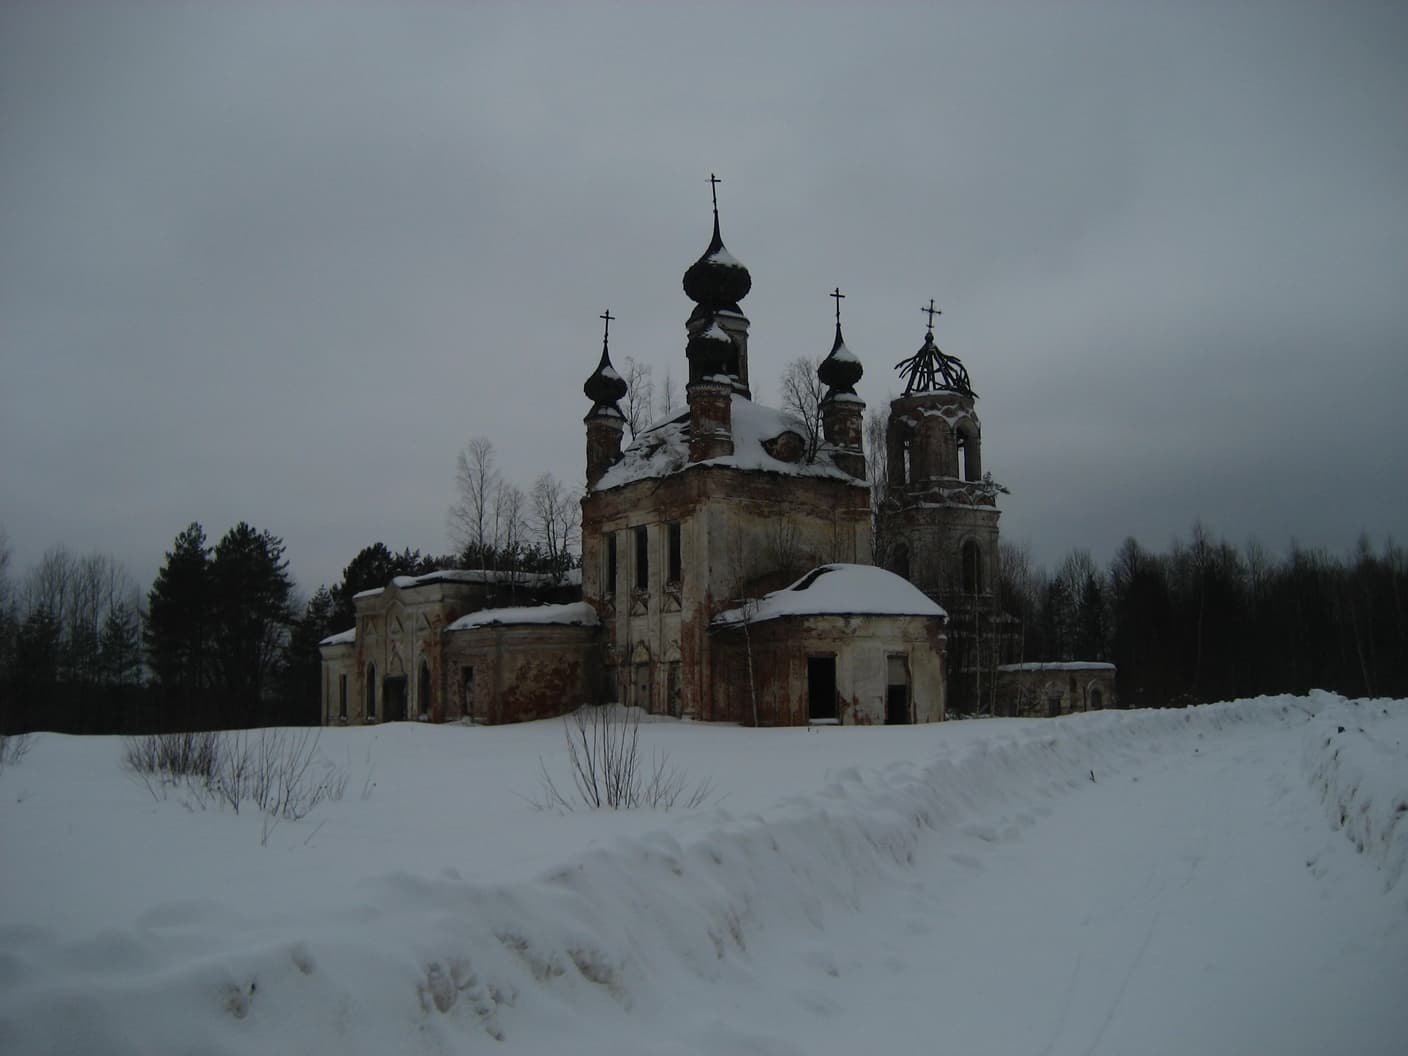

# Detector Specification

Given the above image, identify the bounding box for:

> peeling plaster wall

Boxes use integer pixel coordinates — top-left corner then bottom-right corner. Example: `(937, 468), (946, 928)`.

(443, 624), (598, 725)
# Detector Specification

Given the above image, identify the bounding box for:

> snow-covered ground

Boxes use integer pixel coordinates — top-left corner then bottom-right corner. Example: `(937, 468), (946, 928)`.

(1, 692), (1404, 1055)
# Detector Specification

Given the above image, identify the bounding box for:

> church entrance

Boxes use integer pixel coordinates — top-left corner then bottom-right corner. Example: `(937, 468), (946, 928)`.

(807, 656), (837, 723)
(885, 655), (911, 724)
(383, 676), (408, 722)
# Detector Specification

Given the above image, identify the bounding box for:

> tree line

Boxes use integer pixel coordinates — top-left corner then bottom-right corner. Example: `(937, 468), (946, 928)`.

(998, 525), (1408, 708)
(0, 441), (580, 735)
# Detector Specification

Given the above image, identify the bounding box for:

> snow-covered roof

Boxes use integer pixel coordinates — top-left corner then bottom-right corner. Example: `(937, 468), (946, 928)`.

(319, 627), (355, 647)
(594, 395), (858, 491)
(997, 662), (1116, 673)
(713, 564), (946, 627)
(447, 601), (599, 632)
(352, 568), (565, 600)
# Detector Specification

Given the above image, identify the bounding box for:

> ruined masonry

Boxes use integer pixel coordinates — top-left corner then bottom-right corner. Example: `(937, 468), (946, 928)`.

(319, 192), (1113, 725)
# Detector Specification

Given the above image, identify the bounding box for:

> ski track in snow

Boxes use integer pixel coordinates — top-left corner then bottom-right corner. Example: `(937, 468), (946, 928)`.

(0, 692), (1404, 1055)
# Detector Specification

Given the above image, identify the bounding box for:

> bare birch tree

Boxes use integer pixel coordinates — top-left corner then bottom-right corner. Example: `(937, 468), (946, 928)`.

(622, 358), (655, 439)
(531, 472), (579, 578)
(780, 355), (825, 462)
(450, 436), (499, 556)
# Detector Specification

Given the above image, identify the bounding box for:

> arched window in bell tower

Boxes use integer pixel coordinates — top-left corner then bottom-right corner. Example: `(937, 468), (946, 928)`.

(961, 539), (983, 595)
(956, 421), (982, 482)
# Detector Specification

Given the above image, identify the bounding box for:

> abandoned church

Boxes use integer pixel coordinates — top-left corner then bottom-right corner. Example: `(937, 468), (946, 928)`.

(319, 190), (1115, 727)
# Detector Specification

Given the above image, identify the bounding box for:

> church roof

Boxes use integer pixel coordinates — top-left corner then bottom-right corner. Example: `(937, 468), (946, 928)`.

(447, 601), (599, 632)
(713, 563), (947, 627)
(351, 568), (565, 600)
(592, 394), (858, 492)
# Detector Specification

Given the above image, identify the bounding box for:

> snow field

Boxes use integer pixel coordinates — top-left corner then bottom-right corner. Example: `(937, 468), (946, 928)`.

(0, 691), (1403, 1054)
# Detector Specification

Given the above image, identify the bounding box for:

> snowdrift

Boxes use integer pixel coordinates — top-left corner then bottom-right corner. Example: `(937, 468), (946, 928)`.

(0, 692), (1402, 1054)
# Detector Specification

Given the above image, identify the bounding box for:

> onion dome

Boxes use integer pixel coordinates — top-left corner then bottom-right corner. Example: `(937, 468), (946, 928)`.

(818, 322), (863, 396)
(682, 213), (752, 307)
(584, 310), (628, 414)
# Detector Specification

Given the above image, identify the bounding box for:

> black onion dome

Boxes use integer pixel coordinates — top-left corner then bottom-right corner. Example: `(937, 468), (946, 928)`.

(584, 341), (628, 406)
(818, 324), (864, 394)
(682, 215), (751, 306)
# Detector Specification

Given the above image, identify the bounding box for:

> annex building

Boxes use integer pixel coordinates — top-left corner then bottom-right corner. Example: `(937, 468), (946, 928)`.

(320, 190), (1113, 726)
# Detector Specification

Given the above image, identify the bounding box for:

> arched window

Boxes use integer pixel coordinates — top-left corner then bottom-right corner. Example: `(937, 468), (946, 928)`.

(961, 539), (983, 594)
(1089, 685), (1104, 711)
(956, 422), (982, 482)
(365, 663), (377, 720)
(893, 543), (910, 581)
(418, 658), (432, 720)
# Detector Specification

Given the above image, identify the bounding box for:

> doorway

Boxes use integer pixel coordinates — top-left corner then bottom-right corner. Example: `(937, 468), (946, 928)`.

(383, 676), (408, 722)
(885, 655), (911, 724)
(807, 656), (837, 722)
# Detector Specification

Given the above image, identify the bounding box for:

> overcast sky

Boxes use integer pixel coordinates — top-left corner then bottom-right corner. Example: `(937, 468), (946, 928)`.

(3, 1), (1405, 599)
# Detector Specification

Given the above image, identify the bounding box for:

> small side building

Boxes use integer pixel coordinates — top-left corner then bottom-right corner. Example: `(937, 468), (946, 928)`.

(711, 564), (947, 725)
(318, 569), (583, 725)
(443, 602), (599, 725)
(995, 662), (1117, 718)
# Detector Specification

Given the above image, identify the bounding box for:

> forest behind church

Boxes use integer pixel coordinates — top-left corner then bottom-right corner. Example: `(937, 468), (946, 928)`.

(1, 412), (1405, 733)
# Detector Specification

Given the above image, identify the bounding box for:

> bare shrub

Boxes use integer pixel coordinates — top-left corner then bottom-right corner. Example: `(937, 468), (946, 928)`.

(123, 731), (222, 780)
(123, 729), (347, 825)
(537, 706), (712, 811)
(0, 732), (32, 772)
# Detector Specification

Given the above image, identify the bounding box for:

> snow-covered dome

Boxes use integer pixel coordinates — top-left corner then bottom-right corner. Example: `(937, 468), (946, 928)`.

(713, 564), (947, 626)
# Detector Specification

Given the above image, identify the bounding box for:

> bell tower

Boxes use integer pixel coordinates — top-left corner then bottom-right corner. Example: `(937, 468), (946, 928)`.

(881, 301), (1006, 712)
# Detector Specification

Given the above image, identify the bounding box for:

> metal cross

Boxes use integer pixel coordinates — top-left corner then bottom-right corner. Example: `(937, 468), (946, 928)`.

(831, 287), (846, 325)
(923, 298), (942, 331)
(708, 173), (721, 211)
(599, 309), (615, 342)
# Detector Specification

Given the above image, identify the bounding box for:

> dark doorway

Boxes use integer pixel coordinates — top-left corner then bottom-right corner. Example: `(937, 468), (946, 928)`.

(383, 676), (408, 722)
(417, 660), (432, 720)
(886, 655), (911, 724)
(807, 656), (838, 722)
(461, 666), (476, 722)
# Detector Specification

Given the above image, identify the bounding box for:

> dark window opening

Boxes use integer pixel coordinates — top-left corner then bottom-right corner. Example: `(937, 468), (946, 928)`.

(605, 533), (617, 595)
(634, 662), (652, 712)
(418, 658), (432, 720)
(667, 522), (682, 583)
(1090, 686), (1104, 711)
(901, 438), (912, 486)
(962, 540), (983, 594)
(807, 656), (838, 722)
(792, 566), (837, 591)
(365, 663), (377, 719)
(666, 660), (682, 717)
(338, 673), (348, 720)
(634, 525), (649, 591)
(461, 666), (476, 721)
(893, 544), (910, 581)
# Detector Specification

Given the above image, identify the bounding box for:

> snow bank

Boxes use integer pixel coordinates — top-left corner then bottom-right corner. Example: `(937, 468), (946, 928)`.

(1, 692), (1400, 1054)
(1302, 696), (1408, 897)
